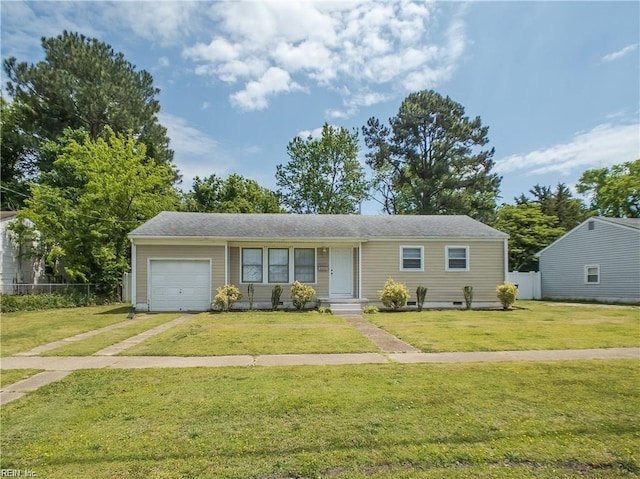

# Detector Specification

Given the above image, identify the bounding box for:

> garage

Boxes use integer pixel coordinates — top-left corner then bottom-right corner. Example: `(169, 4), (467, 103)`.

(149, 259), (211, 312)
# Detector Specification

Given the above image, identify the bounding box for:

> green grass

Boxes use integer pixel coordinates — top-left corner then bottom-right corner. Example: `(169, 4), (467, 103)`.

(1, 360), (638, 478)
(369, 301), (640, 352)
(0, 369), (43, 388)
(124, 311), (378, 356)
(44, 313), (182, 356)
(0, 305), (133, 356)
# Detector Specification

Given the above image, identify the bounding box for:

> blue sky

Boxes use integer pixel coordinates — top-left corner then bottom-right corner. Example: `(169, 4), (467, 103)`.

(2, 1), (638, 215)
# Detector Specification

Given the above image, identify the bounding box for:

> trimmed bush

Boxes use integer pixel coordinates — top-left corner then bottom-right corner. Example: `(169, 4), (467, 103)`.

(379, 279), (409, 310)
(291, 281), (316, 310)
(213, 284), (242, 312)
(271, 285), (283, 311)
(363, 305), (379, 314)
(0, 292), (98, 313)
(496, 282), (518, 310)
(318, 306), (332, 315)
(463, 286), (473, 310)
(416, 286), (428, 311)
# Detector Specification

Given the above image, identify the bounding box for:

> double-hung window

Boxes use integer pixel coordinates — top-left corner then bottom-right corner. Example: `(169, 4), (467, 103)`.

(294, 248), (315, 283)
(268, 248), (289, 283)
(446, 246), (469, 271)
(242, 248), (263, 283)
(400, 246), (423, 271)
(585, 264), (600, 284)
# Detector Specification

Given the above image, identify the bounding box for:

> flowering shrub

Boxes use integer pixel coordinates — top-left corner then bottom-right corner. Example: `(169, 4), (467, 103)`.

(379, 278), (409, 309)
(291, 281), (316, 310)
(496, 282), (517, 310)
(213, 284), (242, 312)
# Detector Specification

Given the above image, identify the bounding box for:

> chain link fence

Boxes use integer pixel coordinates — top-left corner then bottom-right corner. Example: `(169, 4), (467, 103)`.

(1, 283), (95, 297)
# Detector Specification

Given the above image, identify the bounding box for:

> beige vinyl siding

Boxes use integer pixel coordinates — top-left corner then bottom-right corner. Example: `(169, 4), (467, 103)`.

(136, 244), (225, 304)
(361, 240), (505, 303)
(229, 244), (330, 302)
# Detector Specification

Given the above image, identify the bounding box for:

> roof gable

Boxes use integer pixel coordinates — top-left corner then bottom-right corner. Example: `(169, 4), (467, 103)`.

(129, 212), (508, 240)
(536, 216), (640, 257)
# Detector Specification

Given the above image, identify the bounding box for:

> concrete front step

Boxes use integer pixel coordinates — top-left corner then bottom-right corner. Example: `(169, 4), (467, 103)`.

(330, 303), (363, 314)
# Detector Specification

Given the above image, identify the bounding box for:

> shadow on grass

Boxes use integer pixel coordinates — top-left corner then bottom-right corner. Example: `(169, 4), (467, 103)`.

(97, 306), (132, 315)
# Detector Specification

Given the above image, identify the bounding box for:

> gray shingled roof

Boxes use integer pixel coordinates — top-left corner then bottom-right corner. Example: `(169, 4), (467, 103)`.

(597, 217), (640, 230)
(129, 212), (508, 239)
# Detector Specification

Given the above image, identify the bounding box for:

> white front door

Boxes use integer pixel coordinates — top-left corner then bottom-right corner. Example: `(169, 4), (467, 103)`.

(330, 248), (353, 298)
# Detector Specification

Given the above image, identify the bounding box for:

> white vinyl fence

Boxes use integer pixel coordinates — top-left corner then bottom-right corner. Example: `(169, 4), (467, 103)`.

(507, 271), (541, 300)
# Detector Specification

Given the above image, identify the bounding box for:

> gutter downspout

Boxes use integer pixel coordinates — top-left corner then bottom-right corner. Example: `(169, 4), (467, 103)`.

(503, 238), (509, 281)
(131, 241), (137, 309)
(358, 242), (362, 299)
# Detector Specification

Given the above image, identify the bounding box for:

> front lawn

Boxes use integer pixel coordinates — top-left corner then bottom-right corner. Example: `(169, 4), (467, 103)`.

(369, 301), (640, 352)
(0, 305), (132, 356)
(123, 311), (378, 356)
(1, 360), (638, 478)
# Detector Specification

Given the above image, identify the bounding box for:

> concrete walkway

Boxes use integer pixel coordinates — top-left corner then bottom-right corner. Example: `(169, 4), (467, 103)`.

(340, 314), (420, 353)
(13, 314), (153, 356)
(93, 314), (195, 355)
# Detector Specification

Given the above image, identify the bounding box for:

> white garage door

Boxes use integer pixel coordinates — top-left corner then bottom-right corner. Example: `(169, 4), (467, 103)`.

(149, 260), (211, 312)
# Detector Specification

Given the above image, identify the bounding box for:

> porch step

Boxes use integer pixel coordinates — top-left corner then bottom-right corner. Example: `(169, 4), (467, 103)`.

(330, 303), (363, 315)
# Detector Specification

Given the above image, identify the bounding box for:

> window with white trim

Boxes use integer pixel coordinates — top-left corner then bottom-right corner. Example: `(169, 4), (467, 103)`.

(400, 246), (424, 271)
(242, 248), (263, 283)
(585, 264), (600, 284)
(268, 248), (289, 283)
(294, 248), (315, 283)
(446, 246), (469, 271)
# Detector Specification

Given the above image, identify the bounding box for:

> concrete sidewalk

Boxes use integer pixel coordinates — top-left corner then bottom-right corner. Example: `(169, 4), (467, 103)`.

(2, 348), (638, 405)
(2, 348), (637, 371)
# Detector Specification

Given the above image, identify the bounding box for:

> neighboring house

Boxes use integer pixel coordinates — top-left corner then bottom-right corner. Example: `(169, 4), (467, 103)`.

(128, 212), (509, 312)
(536, 217), (640, 304)
(0, 211), (45, 294)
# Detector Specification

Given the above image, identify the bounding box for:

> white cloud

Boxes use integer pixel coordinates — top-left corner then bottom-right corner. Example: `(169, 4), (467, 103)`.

(230, 67), (305, 111)
(184, 1), (466, 114)
(104, 1), (202, 45)
(495, 122), (640, 176)
(157, 112), (233, 189)
(601, 43), (638, 62)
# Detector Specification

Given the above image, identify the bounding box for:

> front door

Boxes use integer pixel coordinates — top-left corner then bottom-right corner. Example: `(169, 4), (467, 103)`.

(330, 248), (353, 298)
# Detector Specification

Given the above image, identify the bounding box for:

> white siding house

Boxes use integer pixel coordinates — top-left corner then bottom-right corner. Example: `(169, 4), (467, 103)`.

(536, 217), (640, 303)
(0, 211), (45, 294)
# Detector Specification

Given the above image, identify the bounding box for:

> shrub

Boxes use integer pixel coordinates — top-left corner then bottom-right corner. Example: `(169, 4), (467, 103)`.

(496, 282), (518, 310)
(213, 284), (242, 312)
(363, 305), (379, 314)
(318, 306), (332, 315)
(271, 284), (283, 311)
(416, 286), (428, 311)
(463, 286), (473, 310)
(379, 279), (409, 309)
(0, 292), (98, 313)
(291, 281), (316, 310)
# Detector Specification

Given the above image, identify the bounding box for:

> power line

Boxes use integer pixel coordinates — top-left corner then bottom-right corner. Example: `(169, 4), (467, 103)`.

(0, 184), (145, 224)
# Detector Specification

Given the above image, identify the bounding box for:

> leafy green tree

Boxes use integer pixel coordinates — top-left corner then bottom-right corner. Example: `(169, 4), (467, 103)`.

(15, 128), (178, 293)
(576, 159), (640, 217)
(495, 203), (565, 271)
(362, 90), (500, 223)
(0, 96), (35, 209)
(276, 123), (370, 214)
(183, 173), (282, 213)
(3, 31), (175, 178)
(516, 183), (589, 231)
